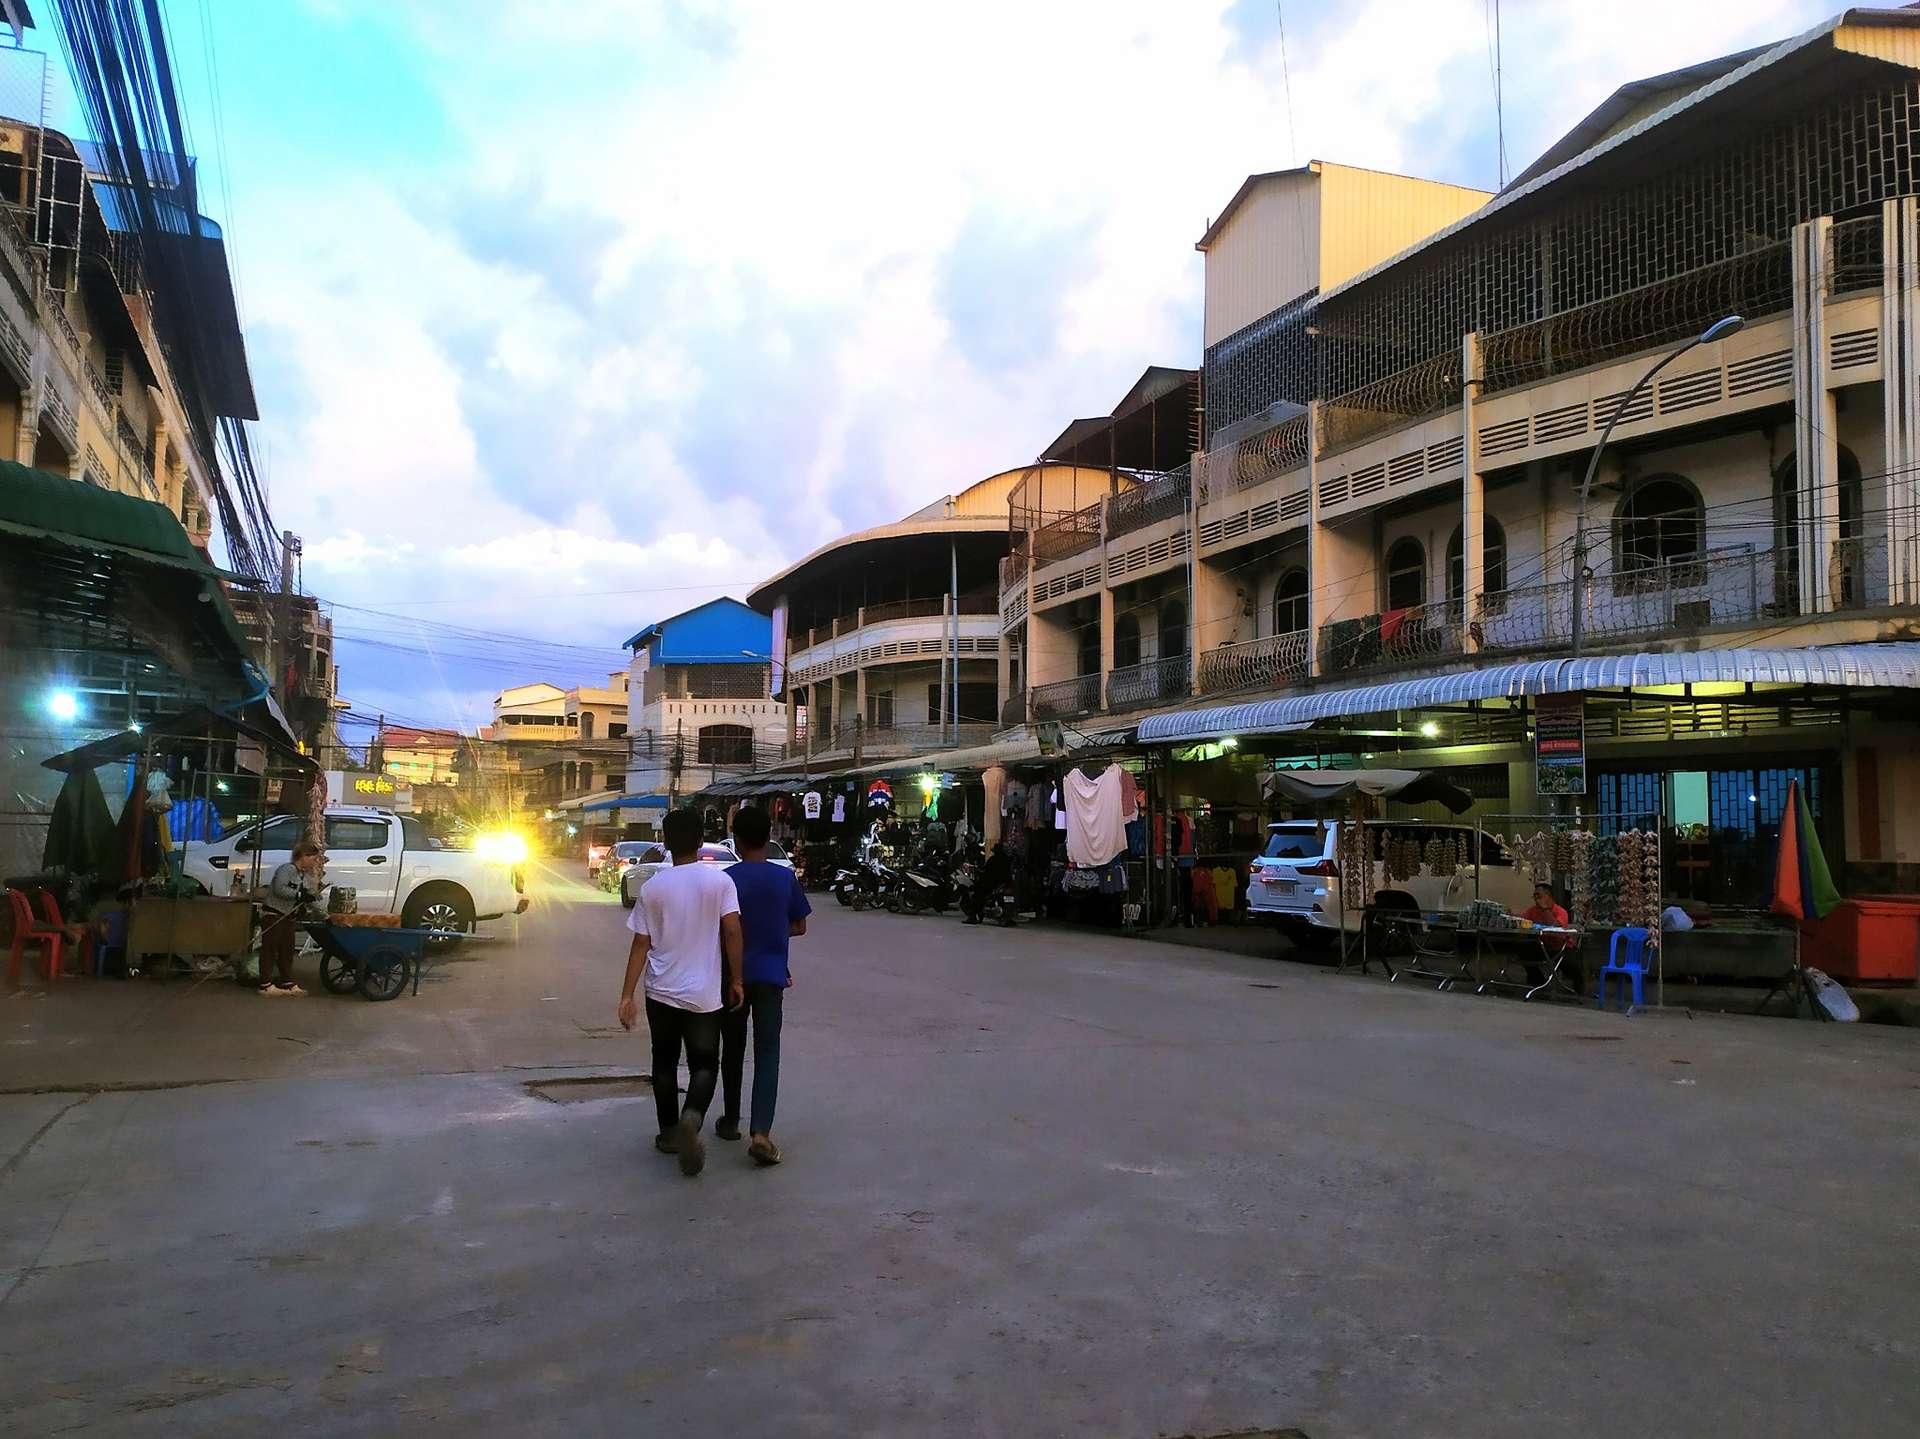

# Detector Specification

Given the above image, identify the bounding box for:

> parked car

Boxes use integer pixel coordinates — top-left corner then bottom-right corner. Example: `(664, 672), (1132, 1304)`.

(1247, 819), (1531, 946)
(618, 838), (793, 909)
(181, 807), (528, 942)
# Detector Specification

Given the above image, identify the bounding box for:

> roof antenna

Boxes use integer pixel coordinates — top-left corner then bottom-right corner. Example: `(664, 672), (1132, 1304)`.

(1488, 0), (1509, 186)
(1276, 2), (1298, 167)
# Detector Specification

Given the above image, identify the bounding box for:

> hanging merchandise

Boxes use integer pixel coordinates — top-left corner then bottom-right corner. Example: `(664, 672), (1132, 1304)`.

(1518, 831), (1551, 886)
(1063, 766), (1128, 868)
(867, 778), (893, 810)
(1587, 833), (1618, 927)
(982, 765), (1007, 849)
(1423, 833), (1459, 879)
(1337, 820), (1374, 911)
(831, 792), (847, 824)
(803, 790), (823, 820)
(1567, 829), (1594, 928)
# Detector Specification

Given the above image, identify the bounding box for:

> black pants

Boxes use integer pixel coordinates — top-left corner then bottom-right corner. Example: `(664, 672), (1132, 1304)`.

(646, 997), (721, 1136)
(720, 983), (786, 1133)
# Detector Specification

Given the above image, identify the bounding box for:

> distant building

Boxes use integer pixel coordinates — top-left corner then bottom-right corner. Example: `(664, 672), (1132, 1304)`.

(618, 598), (779, 818)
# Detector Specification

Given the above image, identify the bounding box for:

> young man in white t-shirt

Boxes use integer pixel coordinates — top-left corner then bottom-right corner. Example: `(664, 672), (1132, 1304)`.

(617, 808), (744, 1176)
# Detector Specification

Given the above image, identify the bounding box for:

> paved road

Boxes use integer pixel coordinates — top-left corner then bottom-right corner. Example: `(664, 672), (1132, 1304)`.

(3, 864), (1918, 1437)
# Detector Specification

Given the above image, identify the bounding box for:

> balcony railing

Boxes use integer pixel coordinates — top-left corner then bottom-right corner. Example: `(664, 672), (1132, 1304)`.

(1105, 653), (1190, 710)
(1827, 213), (1883, 296)
(1480, 240), (1794, 396)
(1322, 352), (1462, 455)
(1000, 690), (1027, 728)
(818, 718), (995, 753)
(1475, 545), (1778, 654)
(1321, 602), (1464, 677)
(1031, 673), (1101, 720)
(1032, 502), (1101, 565)
(1196, 414), (1309, 504)
(1198, 630), (1309, 695)
(999, 553), (1027, 596)
(1106, 465), (1190, 540)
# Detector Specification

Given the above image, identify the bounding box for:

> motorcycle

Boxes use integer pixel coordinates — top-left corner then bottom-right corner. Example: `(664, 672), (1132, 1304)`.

(955, 851), (1020, 927)
(888, 847), (953, 914)
(832, 856), (891, 911)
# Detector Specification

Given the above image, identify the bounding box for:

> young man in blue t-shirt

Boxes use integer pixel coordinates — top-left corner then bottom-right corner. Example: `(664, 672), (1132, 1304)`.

(716, 806), (810, 1165)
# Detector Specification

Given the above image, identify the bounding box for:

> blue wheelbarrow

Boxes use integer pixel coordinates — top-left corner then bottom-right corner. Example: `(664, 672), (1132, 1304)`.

(301, 921), (441, 1001)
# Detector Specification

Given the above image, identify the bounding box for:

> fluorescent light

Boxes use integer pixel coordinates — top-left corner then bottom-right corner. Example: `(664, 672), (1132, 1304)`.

(47, 689), (78, 721)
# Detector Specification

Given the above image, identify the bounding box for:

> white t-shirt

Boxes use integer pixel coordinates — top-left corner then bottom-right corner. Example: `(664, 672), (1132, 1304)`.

(626, 860), (739, 1012)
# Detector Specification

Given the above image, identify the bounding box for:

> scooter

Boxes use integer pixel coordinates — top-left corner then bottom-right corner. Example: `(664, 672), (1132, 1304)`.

(834, 856), (892, 911)
(888, 848), (953, 914)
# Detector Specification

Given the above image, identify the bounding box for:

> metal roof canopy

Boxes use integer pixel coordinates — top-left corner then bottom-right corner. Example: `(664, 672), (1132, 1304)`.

(1135, 645), (1920, 744)
(580, 793), (669, 813)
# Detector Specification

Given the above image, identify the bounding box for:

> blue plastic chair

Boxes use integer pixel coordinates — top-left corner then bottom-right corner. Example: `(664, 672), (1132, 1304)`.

(1596, 927), (1652, 1011)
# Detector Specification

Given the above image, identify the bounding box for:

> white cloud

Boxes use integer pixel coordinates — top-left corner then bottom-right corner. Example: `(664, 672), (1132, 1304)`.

(231, 0), (1834, 723)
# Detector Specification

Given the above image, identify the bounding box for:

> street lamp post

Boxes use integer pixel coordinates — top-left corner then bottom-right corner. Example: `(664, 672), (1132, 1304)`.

(1568, 314), (1744, 657)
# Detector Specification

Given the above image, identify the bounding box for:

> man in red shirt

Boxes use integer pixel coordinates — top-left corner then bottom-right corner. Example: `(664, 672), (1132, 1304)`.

(1523, 883), (1570, 930)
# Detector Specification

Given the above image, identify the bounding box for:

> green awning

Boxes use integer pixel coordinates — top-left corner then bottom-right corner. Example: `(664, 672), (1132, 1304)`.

(0, 461), (261, 689)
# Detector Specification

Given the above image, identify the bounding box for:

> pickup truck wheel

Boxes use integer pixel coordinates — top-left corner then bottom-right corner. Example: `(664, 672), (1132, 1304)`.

(404, 888), (473, 951)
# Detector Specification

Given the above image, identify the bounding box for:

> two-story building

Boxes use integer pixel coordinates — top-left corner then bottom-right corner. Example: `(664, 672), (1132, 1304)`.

(615, 598), (780, 821)
(996, 9), (1920, 895)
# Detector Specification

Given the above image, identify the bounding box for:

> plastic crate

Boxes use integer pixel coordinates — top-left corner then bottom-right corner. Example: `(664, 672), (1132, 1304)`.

(1803, 897), (1920, 983)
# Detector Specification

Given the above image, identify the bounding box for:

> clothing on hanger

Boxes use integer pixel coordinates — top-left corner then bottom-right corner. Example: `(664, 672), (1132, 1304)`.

(1063, 765), (1127, 867)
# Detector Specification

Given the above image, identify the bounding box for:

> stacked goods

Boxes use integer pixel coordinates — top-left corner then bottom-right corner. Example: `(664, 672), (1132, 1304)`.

(327, 885), (359, 915)
(1463, 897), (1516, 930)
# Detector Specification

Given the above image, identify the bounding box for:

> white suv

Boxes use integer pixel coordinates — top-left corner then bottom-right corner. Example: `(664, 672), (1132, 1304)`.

(1247, 819), (1533, 946)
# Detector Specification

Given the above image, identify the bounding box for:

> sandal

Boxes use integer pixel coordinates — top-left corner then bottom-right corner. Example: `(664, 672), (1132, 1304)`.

(747, 1135), (782, 1166)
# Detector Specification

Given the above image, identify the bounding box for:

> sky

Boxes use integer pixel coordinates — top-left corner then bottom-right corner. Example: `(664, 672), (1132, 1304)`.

(47, 0), (1838, 736)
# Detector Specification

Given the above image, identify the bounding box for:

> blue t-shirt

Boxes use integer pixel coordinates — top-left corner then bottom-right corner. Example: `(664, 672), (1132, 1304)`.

(728, 859), (811, 987)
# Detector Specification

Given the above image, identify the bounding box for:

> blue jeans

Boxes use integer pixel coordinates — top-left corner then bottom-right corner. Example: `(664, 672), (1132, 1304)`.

(719, 983), (785, 1134)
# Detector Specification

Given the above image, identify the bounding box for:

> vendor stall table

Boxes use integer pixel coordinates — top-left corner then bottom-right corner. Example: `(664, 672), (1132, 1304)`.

(127, 895), (252, 967)
(1468, 924), (1584, 1002)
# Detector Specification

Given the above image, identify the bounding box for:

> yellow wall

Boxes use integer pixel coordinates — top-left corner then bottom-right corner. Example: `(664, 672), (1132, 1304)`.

(1202, 164), (1490, 349)
(1314, 163), (1490, 295)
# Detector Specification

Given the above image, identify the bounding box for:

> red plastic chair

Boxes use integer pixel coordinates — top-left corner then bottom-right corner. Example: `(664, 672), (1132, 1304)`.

(31, 890), (92, 975)
(5, 887), (64, 983)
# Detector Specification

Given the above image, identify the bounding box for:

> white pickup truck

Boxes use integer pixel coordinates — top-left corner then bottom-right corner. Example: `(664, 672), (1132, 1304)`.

(181, 806), (527, 939)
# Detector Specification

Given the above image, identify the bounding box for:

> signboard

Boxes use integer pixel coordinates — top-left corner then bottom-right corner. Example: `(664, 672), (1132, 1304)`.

(1036, 720), (1064, 758)
(326, 770), (405, 810)
(1533, 693), (1587, 795)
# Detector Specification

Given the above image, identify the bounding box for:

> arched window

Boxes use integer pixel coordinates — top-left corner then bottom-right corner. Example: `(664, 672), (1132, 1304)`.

(1384, 538), (1426, 611)
(1114, 611), (1142, 668)
(1447, 519), (1508, 615)
(1773, 447), (1864, 611)
(564, 760), (577, 791)
(1272, 568), (1308, 634)
(697, 723), (754, 765)
(579, 761), (593, 792)
(1157, 597), (1188, 657)
(579, 711), (595, 739)
(1614, 475), (1703, 573)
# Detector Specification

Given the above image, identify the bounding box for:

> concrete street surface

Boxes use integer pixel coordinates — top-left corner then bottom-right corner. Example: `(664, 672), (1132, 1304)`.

(3, 859), (1918, 1437)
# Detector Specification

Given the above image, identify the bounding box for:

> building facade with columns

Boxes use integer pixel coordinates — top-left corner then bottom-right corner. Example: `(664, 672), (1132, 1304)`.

(995, 9), (1920, 891)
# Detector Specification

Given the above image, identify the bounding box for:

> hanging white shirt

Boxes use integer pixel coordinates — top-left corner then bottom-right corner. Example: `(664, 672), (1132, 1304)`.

(1064, 766), (1126, 866)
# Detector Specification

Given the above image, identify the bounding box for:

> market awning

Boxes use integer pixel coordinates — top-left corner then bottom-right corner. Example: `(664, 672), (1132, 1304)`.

(1262, 767), (1473, 814)
(580, 793), (668, 813)
(1135, 644), (1920, 743)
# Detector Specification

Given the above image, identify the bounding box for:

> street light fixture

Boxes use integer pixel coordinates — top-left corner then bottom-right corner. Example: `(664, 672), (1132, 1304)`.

(1569, 314), (1744, 657)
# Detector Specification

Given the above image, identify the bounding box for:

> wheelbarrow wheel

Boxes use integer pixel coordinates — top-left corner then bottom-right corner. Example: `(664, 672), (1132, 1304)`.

(318, 950), (359, 994)
(359, 944), (413, 1002)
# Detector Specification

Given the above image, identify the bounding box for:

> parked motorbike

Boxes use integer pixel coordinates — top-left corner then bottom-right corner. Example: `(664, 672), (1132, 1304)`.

(888, 847), (953, 914)
(832, 856), (891, 911)
(955, 856), (1020, 926)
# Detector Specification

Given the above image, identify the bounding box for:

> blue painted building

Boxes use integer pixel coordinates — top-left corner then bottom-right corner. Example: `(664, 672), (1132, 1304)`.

(615, 598), (780, 819)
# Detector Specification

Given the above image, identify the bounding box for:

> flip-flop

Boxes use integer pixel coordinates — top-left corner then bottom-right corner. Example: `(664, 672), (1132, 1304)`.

(748, 1136), (782, 1166)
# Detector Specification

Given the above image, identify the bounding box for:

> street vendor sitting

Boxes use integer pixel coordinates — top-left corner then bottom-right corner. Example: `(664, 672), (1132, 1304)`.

(1523, 882), (1570, 931)
(258, 840), (324, 996)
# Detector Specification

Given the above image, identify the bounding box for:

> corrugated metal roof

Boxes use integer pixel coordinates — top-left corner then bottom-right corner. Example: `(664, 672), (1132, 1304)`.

(1136, 645), (1920, 743)
(623, 596), (770, 660)
(1315, 9), (1914, 310)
